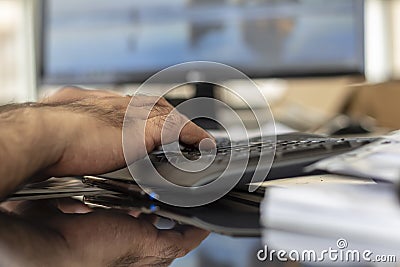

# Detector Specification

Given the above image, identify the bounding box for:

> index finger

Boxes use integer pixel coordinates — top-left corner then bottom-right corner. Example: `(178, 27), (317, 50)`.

(179, 120), (216, 148)
(155, 225), (210, 258)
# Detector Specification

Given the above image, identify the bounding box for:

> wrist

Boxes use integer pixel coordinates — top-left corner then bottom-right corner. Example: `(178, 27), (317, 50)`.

(0, 106), (71, 196)
(31, 106), (74, 167)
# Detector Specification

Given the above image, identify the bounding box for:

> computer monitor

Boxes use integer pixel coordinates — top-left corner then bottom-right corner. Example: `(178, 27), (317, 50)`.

(38, 0), (364, 85)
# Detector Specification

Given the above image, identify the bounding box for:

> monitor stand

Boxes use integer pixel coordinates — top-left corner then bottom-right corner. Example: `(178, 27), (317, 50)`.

(167, 83), (220, 130)
(191, 83), (220, 130)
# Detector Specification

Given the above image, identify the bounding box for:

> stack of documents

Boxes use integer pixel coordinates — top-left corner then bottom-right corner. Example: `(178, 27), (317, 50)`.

(261, 183), (400, 259)
(307, 130), (400, 183)
(260, 131), (400, 263)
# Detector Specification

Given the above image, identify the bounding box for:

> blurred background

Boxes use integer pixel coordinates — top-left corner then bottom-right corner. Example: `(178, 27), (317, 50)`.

(1, 0), (400, 266)
(1, 0), (400, 133)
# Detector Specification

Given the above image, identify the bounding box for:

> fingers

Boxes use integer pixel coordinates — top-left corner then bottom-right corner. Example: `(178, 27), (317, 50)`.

(45, 88), (212, 148)
(128, 95), (214, 149)
(0, 201), (22, 212)
(147, 116), (214, 149)
(12, 198), (91, 222)
(137, 213), (159, 225)
(180, 120), (215, 147)
(40, 87), (214, 164)
(145, 109), (215, 152)
(127, 209), (159, 225)
(156, 225), (210, 258)
(11, 201), (209, 265)
(12, 200), (65, 222)
(57, 208), (207, 260)
(54, 198), (92, 214)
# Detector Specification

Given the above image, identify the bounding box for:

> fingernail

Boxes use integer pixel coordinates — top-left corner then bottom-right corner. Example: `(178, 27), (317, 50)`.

(199, 138), (216, 151)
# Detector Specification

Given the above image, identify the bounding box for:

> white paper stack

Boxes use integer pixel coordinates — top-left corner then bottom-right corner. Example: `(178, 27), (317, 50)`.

(307, 130), (400, 183)
(261, 183), (400, 265)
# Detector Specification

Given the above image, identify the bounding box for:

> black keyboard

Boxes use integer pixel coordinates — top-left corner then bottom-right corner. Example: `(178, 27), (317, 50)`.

(146, 133), (377, 189)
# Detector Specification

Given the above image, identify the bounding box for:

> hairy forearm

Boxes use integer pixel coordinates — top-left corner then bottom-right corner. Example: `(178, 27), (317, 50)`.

(0, 105), (67, 199)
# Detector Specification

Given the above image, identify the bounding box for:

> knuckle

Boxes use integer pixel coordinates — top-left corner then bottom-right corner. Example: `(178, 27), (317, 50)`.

(162, 113), (183, 130)
(158, 244), (187, 259)
(157, 97), (170, 106)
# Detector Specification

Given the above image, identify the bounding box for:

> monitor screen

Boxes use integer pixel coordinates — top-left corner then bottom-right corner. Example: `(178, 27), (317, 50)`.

(40, 0), (364, 84)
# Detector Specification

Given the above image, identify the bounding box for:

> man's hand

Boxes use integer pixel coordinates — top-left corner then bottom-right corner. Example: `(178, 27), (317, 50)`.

(0, 199), (209, 267)
(0, 87), (214, 198)
(42, 87), (214, 175)
(0, 87), (212, 267)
